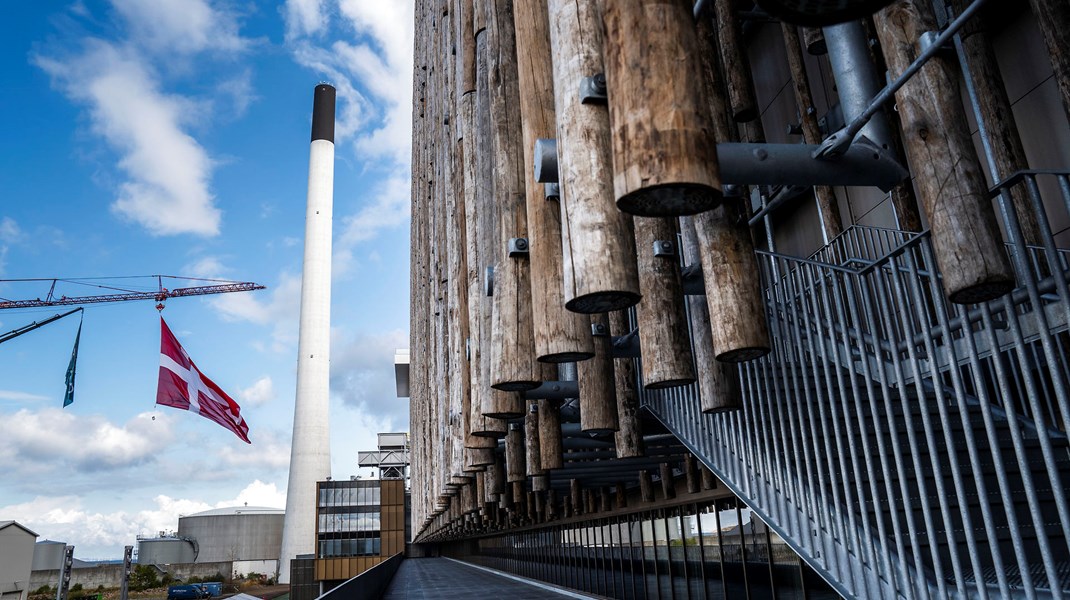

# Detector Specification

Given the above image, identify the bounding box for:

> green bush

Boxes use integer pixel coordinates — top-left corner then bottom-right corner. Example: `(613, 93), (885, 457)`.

(128, 565), (160, 591)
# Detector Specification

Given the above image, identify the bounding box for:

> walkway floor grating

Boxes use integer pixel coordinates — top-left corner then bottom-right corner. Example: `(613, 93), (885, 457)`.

(380, 557), (603, 599)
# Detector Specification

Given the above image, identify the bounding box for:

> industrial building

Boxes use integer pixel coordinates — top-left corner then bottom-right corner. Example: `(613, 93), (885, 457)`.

(289, 434), (411, 600)
(404, 0), (1070, 598)
(0, 521), (37, 600)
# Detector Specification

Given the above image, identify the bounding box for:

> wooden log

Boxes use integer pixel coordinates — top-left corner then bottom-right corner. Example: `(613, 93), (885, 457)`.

(633, 217), (696, 385)
(532, 474), (550, 492)
(711, 0), (758, 122)
(464, 35), (509, 437)
(579, 314), (620, 433)
(608, 311), (645, 457)
(873, 1), (1014, 304)
(615, 482), (627, 509)
(547, 489), (558, 520)
(684, 454), (700, 494)
(571, 479), (582, 515)
(475, 470), (486, 510)
(547, 0), (642, 313)
(949, 0), (1043, 246)
(660, 463), (676, 500)
(782, 23), (844, 243)
(803, 26), (827, 55)
(601, 0), (722, 216)
(505, 422), (526, 482)
(513, 481), (527, 513)
(486, 0), (542, 391)
(488, 455), (505, 498)
(639, 470), (654, 503)
(456, 0), (476, 97)
(562, 495), (573, 518)
(467, 446), (496, 468)
(525, 402), (545, 477)
(1029, 0), (1070, 125)
(537, 399), (564, 470)
(512, 0), (595, 363)
(600, 488), (611, 513)
(702, 465), (718, 490)
(679, 217), (743, 412)
(584, 489), (597, 515)
(694, 6), (770, 365)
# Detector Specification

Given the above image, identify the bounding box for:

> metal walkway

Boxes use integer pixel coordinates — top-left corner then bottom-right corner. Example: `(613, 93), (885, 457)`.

(381, 557), (601, 599)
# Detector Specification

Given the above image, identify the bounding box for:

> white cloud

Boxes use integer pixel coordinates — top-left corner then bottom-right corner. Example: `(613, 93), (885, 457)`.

(110, 0), (249, 55)
(339, 170), (411, 247)
(330, 327), (408, 423)
(0, 217), (22, 274)
(0, 390), (50, 403)
(239, 376), (275, 407)
(0, 480), (284, 558)
(284, 0), (328, 39)
(0, 409), (174, 474)
(35, 41), (221, 236)
(211, 272), (302, 352)
(218, 429), (291, 471)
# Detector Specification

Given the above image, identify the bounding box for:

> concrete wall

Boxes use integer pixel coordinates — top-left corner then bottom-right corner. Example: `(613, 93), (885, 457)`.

(179, 514), (283, 563)
(30, 562), (233, 591)
(0, 524), (37, 600)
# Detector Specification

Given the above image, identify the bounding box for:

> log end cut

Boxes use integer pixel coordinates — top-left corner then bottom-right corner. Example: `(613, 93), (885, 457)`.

(617, 183), (722, 217)
(538, 350), (596, 363)
(947, 278), (1014, 305)
(643, 376), (697, 390)
(717, 345), (771, 363)
(566, 290), (643, 314)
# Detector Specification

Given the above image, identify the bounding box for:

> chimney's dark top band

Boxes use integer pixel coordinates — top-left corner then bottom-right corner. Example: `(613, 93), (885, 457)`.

(311, 84), (336, 143)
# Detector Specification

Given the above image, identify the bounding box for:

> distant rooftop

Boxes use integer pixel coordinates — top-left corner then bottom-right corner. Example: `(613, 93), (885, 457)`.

(183, 506), (283, 518)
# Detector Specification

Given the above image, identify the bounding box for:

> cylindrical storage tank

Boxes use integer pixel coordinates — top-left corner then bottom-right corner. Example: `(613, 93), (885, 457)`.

(136, 538), (196, 565)
(32, 540), (67, 571)
(178, 506), (284, 562)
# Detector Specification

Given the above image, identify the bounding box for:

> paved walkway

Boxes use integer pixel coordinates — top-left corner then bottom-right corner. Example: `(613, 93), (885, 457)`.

(380, 557), (600, 599)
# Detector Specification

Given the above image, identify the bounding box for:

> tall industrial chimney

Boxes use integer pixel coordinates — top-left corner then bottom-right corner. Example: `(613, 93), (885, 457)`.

(279, 83), (335, 584)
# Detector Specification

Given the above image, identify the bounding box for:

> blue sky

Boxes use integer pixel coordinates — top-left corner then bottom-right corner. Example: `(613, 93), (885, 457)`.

(0, 0), (412, 559)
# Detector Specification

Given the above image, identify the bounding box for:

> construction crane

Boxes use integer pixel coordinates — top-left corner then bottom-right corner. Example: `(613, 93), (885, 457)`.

(0, 275), (266, 311)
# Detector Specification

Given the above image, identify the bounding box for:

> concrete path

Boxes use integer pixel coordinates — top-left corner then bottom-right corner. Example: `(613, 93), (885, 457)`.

(380, 557), (601, 599)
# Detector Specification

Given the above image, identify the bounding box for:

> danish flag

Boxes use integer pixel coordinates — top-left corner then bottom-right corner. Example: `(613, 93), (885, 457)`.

(156, 317), (251, 443)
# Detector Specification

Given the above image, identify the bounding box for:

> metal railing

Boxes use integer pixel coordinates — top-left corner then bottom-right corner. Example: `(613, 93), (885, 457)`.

(641, 171), (1070, 599)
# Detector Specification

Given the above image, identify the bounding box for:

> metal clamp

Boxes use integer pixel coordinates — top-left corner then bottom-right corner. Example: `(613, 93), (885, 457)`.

(534, 138), (558, 183)
(544, 182), (560, 201)
(508, 237), (529, 257)
(580, 73), (607, 105)
(591, 322), (609, 337)
(653, 240), (676, 258)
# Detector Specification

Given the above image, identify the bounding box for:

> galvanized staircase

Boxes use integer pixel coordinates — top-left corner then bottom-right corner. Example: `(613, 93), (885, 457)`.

(640, 171), (1070, 599)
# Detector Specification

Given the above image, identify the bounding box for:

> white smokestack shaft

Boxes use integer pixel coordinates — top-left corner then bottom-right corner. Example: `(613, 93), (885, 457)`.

(279, 83), (335, 583)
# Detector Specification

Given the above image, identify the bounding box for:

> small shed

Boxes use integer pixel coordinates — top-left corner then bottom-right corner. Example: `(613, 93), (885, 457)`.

(0, 521), (39, 600)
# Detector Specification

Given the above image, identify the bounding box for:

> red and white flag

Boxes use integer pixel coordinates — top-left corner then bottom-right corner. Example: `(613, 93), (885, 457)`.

(156, 317), (251, 443)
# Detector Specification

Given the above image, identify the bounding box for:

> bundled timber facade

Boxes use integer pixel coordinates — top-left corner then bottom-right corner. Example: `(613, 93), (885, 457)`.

(408, 0), (1070, 597)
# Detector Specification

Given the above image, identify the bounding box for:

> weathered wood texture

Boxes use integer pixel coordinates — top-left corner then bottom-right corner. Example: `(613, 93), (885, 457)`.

(578, 314), (620, 433)
(1029, 0), (1070, 125)
(525, 402), (545, 477)
(660, 463), (676, 500)
(486, 0), (542, 391)
(505, 423), (526, 482)
(782, 24), (844, 243)
(512, 0), (594, 363)
(609, 310), (645, 457)
(601, 0), (722, 216)
(680, 217), (743, 411)
(874, 0), (1014, 304)
(711, 0), (758, 122)
(950, 0), (1043, 246)
(633, 217), (696, 386)
(547, 0), (642, 313)
(537, 398), (564, 470)
(803, 26), (827, 55)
